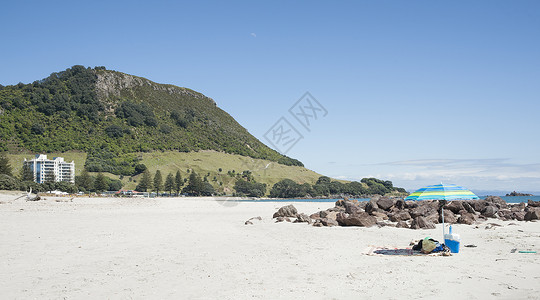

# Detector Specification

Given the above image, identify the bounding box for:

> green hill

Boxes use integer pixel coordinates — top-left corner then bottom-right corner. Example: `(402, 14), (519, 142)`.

(0, 65), (302, 177)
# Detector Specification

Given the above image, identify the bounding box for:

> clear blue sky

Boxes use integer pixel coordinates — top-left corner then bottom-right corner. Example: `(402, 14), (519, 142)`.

(1, 0), (539, 193)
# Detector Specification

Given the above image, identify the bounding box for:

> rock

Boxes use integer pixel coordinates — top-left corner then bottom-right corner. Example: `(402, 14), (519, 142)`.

(481, 205), (499, 218)
(337, 212), (377, 227)
(470, 200), (488, 212)
(462, 201), (476, 214)
(343, 201), (362, 215)
(310, 212), (322, 219)
(458, 213), (476, 225)
(513, 211), (526, 221)
(364, 198), (379, 214)
(273, 205), (297, 218)
(497, 209), (513, 220)
(485, 196), (507, 209)
(335, 199), (346, 207)
(376, 197), (395, 211)
(320, 218), (339, 227)
(244, 216), (262, 225)
(371, 211), (388, 222)
(528, 199), (540, 208)
(275, 217), (292, 223)
(524, 209), (540, 221)
(389, 210), (412, 222)
(446, 201), (465, 214)
(325, 211), (338, 221)
(313, 219), (323, 227)
(294, 213), (312, 224)
(439, 210), (457, 223)
(425, 212), (439, 224)
(396, 221), (409, 228)
(410, 216), (436, 229)
(410, 205), (437, 219)
(394, 199), (406, 210)
(511, 202), (526, 211)
(405, 201), (418, 209)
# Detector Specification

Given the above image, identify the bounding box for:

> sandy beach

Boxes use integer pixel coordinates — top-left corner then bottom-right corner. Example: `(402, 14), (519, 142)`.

(0, 192), (539, 299)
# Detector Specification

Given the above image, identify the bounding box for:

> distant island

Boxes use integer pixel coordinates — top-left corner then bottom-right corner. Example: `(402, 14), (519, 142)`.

(506, 191), (534, 197)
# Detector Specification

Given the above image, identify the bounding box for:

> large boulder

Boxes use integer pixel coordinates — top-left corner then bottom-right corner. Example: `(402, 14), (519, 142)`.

(343, 200), (363, 215)
(513, 211), (526, 221)
(337, 212), (377, 227)
(511, 202), (526, 212)
(273, 205), (298, 218)
(481, 205), (499, 218)
(376, 197), (395, 211)
(405, 201), (418, 209)
(528, 199), (540, 208)
(410, 205), (436, 219)
(389, 210), (412, 222)
(364, 198), (379, 214)
(458, 213), (477, 225)
(439, 209), (457, 224)
(470, 200), (488, 212)
(371, 211), (388, 222)
(462, 201), (476, 214)
(410, 216), (436, 229)
(294, 213), (312, 224)
(497, 209), (513, 221)
(524, 209), (540, 221)
(395, 199), (406, 210)
(446, 201), (465, 214)
(485, 196), (507, 209)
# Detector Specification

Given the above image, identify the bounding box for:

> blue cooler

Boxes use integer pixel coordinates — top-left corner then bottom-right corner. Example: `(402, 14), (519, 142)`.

(444, 226), (460, 253)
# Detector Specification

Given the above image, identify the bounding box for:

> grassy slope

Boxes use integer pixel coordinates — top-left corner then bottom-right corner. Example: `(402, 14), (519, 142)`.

(7, 151), (323, 194)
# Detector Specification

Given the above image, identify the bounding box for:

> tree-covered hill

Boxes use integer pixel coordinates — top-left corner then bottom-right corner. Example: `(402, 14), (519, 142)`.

(0, 66), (302, 175)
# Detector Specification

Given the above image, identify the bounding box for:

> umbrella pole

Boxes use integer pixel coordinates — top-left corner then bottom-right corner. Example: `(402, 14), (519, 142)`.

(441, 206), (445, 238)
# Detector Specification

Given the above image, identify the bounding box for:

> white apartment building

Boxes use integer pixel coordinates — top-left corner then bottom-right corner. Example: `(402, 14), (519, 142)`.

(23, 154), (75, 183)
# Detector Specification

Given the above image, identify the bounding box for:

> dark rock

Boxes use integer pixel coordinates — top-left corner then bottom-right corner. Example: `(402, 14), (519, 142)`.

(313, 219), (323, 227)
(389, 210), (412, 222)
(425, 212), (439, 224)
(320, 217), (339, 227)
(485, 196), (507, 209)
(376, 197), (395, 211)
(394, 199), (406, 210)
(462, 201), (476, 214)
(446, 201), (465, 214)
(524, 209), (540, 221)
(273, 205), (298, 218)
(245, 216), (262, 225)
(410, 205), (436, 218)
(510, 202), (526, 212)
(364, 198), (379, 214)
(337, 212), (377, 227)
(396, 221), (409, 228)
(513, 211), (526, 221)
(310, 212), (322, 219)
(343, 200), (362, 215)
(470, 200), (488, 212)
(439, 210), (457, 224)
(410, 216), (436, 229)
(458, 213), (476, 225)
(294, 213), (312, 224)
(481, 205), (499, 218)
(371, 211), (388, 222)
(497, 209), (513, 220)
(335, 199), (346, 207)
(528, 199), (540, 208)
(405, 201), (418, 209)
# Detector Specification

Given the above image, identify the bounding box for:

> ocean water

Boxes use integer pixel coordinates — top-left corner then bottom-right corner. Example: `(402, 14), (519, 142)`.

(241, 196), (540, 203)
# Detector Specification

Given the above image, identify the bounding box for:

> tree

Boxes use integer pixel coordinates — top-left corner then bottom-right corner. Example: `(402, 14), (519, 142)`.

(201, 182), (215, 196)
(20, 164), (34, 181)
(136, 169), (152, 192)
(269, 179), (307, 198)
(164, 173), (174, 194)
(174, 170), (183, 195)
(234, 179), (266, 197)
(0, 154), (13, 176)
(153, 170), (163, 194)
(183, 171), (204, 196)
(316, 176), (331, 185)
(76, 169), (93, 191)
(94, 173), (108, 192)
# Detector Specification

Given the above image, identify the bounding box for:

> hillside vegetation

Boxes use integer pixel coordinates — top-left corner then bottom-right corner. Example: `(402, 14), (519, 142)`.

(0, 65), (301, 176)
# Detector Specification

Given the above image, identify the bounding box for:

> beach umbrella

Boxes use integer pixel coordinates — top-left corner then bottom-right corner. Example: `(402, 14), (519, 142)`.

(405, 183), (479, 237)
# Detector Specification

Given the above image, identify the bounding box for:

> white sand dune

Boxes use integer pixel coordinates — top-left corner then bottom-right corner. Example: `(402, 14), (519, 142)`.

(1, 193), (539, 299)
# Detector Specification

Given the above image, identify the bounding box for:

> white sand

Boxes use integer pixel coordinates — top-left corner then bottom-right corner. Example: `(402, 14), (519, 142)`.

(0, 192), (539, 299)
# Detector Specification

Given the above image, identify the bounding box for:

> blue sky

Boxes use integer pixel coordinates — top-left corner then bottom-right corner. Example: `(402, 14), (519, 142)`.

(1, 1), (539, 193)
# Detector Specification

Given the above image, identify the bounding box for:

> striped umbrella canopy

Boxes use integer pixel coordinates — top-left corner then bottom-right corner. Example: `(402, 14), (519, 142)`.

(405, 183), (479, 201)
